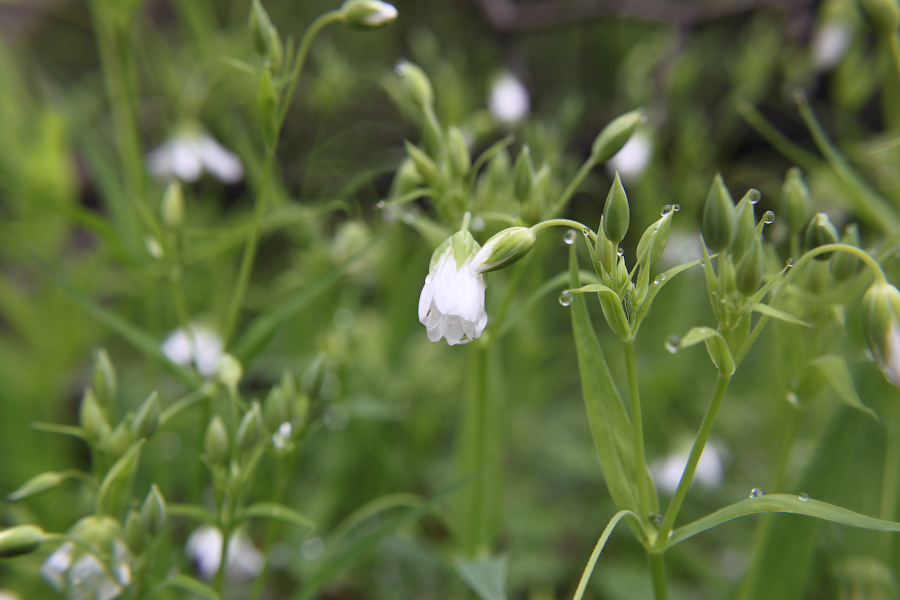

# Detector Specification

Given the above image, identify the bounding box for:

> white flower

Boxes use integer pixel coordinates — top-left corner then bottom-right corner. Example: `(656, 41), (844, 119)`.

(341, 0), (398, 28)
(161, 325), (223, 377)
(607, 132), (652, 182)
(146, 128), (243, 184)
(651, 442), (724, 495)
(488, 72), (530, 125)
(186, 526), (264, 582)
(41, 541), (132, 600)
(418, 232), (487, 346)
(0, 591), (23, 600)
(812, 20), (852, 72)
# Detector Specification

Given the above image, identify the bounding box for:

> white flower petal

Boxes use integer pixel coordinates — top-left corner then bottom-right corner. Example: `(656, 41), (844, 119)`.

(607, 133), (652, 182)
(171, 139), (203, 182)
(812, 21), (851, 72)
(489, 73), (530, 124)
(198, 135), (244, 183)
(418, 245), (487, 345)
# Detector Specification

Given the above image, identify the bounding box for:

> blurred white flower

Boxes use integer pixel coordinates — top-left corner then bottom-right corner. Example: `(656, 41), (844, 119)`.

(41, 541), (132, 600)
(186, 526), (264, 582)
(651, 441), (724, 495)
(161, 325), (223, 377)
(0, 591), (23, 600)
(488, 72), (530, 125)
(660, 229), (703, 268)
(146, 129), (243, 184)
(418, 236), (487, 346)
(812, 20), (852, 72)
(607, 132), (652, 182)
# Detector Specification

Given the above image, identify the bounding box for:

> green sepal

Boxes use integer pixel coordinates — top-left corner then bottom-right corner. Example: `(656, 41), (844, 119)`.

(731, 189), (759, 261)
(702, 174), (736, 253)
(96, 439), (145, 518)
(781, 167), (811, 236)
(591, 107), (645, 162)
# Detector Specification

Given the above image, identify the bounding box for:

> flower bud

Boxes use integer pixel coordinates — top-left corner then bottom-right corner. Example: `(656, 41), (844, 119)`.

(204, 416), (230, 465)
(106, 422), (133, 459)
(735, 237), (763, 296)
(140, 484), (166, 536)
(404, 141), (438, 187)
(131, 391), (160, 439)
(249, 0), (283, 70)
(731, 189), (760, 260)
(859, 0), (900, 34)
(161, 181), (184, 228)
(595, 219), (617, 275)
(92, 348), (117, 409)
(472, 227), (536, 273)
(80, 388), (110, 439)
(863, 281), (900, 387)
(447, 126), (470, 177)
(340, 0), (398, 29)
(7, 472), (66, 501)
(833, 224), (862, 281)
(123, 510), (146, 554)
(592, 108), (646, 163)
(237, 403), (263, 451)
(390, 158), (422, 197)
(258, 67), (278, 149)
(264, 387), (289, 430)
(302, 353), (327, 401)
(395, 61), (433, 108)
(602, 172), (630, 245)
(804, 212), (840, 259)
(217, 353), (243, 391)
(0, 525), (44, 558)
(782, 167), (811, 237)
(702, 174), (736, 253)
(635, 209), (673, 267)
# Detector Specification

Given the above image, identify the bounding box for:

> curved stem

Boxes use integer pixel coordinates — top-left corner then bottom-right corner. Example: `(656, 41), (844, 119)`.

(532, 218), (596, 242)
(544, 155), (598, 219)
(624, 341), (650, 523)
(655, 373), (731, 546)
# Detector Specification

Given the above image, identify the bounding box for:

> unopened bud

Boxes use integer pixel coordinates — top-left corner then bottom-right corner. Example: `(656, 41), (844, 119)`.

(131, 391), (160, 439)
(804, 212), (840, 259)
(92, 348), (117, 408)
(237, 403), (263, 451)
(123, 510), (146, 554)
(472, 227), (536, 273)
(0, 525), (44, 558)
(340, 0), (398, 29)
(249, 0), (283, 70)
(863, 281), (900, 387)
(264, 387), (289, 430)
(140, 484), (166, 536)
(161, 181), (184, 228)
(302, 353), (327, 401)
(702, 174), (736, 253)
(390, 158), (422, 197)
(7, 472), (66, 501)
(217, 354), (243, 391)
(106, 422), (133, 458)
(592, 108), (645, 163)
(602, 172), (630, 244)
(258, 67), (278, 149)
(80, 388), (110, 439)
(404, 141), (438, 186)
(731, 189), (760, 260)
(859, 0), (900, 34)
(446, 126), (470, 178)
(735, 237), (763, 296)
(395, 61), (433, 108)
(782, 167), (811, 236)
(636, 210), (673, 267)
(204, 416), (230, 465)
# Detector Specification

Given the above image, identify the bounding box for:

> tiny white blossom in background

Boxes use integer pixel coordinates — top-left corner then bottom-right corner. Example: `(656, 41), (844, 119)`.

(186, 526), (264, 582)
(418, 243), (487, 346)
(651, 442), (725, 495)
(0, 591), (23, 600)
(660, 229), (703, 268)
(161, 325), (223, 377)
(488, 72), (530, 125)
(607, 131), (652, 182)
(146, 128), (243, 184)
(812, 20), (852, 72)
(41, 541), (132, 600)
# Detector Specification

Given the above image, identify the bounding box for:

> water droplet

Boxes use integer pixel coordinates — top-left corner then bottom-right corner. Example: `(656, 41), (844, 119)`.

(617, 247), (625, 257)
(749, 488), (767, 498)
(661, 204), (674, 216)
(786, 258), (795, 268)
(720, 298), (727, 304)
(763, 211), (776, 224)
(582, 227), (591, 236)
(564, 229), (577, 245)
(654, 273), (667, 284)
(402, 212), (415, 224)
(665, 335), (680, 354)
(786, 392), (799, 406)
(375, 199), (386, 209)
(798, 493), (810, 502)
(749, 195), (760, 205)
(672, 204), (681, 212)
(472, 216), (485, 231)
(650, 513), (664, 527)
(558, 291), (573, 306)
(698, 327), (708, 334)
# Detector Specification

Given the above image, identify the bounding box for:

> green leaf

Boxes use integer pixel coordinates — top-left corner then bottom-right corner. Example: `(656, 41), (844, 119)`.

(7, 470), (88, 501)
(677, 326), (720, 349)
(31, 422), (89, 441)
(633, 257), (704, 333)
(166, 504), (216, 524)
(573, 510), (645, 600)
(567, 283), (616, 294)
(454, 555), (508, 600)
(96, 440), (145, 518)
(675, 327), (735, 375)
(750, 303), (811, 327)
(663, 493), (900, 550)
(147, 574), (220, 600)
(809, 355), (878, 420)
(567, 246), (641, 519)
(238, 503), (315, 533)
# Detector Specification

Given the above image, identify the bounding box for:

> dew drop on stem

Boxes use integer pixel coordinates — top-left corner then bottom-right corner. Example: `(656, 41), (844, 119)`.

(798, 493), (810, 502)
(763, 211), (775, 224)
(749, 488), (766, 498)
(654, 273), (667, 284)
(564, 229), (577, 245)
(558, 291), (573, 306)
(665, 335), (680, 354)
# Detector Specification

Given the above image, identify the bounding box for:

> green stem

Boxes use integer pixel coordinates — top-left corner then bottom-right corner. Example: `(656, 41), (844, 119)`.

(624, 341), (650, 523)
(544, 155), (599, 219)
(649, 552), (670, 600)
(532, 219), (596, 242)
(655, 373), (731, 546)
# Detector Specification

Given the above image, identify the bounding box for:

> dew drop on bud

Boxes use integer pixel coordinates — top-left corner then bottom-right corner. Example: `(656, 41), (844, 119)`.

(798, 493), (810, 502)
(749, 196), (760, 205)
(472, 216), (485, 231)
(564, 229), (577, 245)
(763, 211), (775, 224)
(749, 488), (766, 498)
(582, 227), (591, 236)
(661, 205), (673, 216)
(558, 291), (573, 306)
(672, 204), (681, 211)
(664, 335), (680, 354)
(376, 200), (386, 209)
(617, 247), (625, 257)
(650, 513), (663, 527)
(654, 273), (667, 285)
(786, 258), (795, 268)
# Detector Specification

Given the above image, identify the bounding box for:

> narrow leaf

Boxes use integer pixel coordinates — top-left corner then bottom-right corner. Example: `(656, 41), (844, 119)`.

(809, 355), (878, 420)
(166, 504), (216, 524)
(750, 303), (811, 327)
(32, 422), (89, 441)
(454, 555), (508, 600)
(96, 440), (145, 518)
(633, 257), (705, 332)
(238, 503), (315, 532)
(573, 510), (644, 600)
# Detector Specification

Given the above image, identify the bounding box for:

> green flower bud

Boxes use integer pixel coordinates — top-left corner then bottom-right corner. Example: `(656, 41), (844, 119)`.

(67, 516), (120, 553)
(395, 61), (433, 108)
(636, 208), (674, 267)
(204, 416), (230, 465)
(302, 353), (327, 402)
(123, 510), (146, 554)
(472, 227), (536, 273)
(513, 146), (533, 201)
(293, 394), (310, 430)
(258, 67), (278, 149)
(702, 174), (736, 253)
(249, 0), (283, 70)
(782, 167), (811, 236)
(80, 388), (110, 439)
(833, 224), (862, 281)
(447, 126), (470, 177)
(592, 108), (646, 163)
(237, 403), (263, 451)
(131, 391), (160, 439)
(161, 181), (184, 228)
(390, 158), (422, 197)
(404, 141), (438, 187)
(217, 353), (243, 391)
(340, 0), (398, 29)
(859, 0), (900, 34)
(602, 172), (630, 244)
(863, 281), (900, 387)
(264, 387), (289, 430)
(92, 348), (117, 409)
(140, 484), (166, 536)
(731, 189), (760, 260)
(106, 422), (133, 459)
(735, 237), (763, 296)
(804, 212), (840, 259)
(0, 525), (44, 558)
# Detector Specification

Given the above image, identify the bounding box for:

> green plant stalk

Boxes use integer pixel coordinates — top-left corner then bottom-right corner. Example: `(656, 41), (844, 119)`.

(649, 553), (670, 600)
(544, 155), (599, 219)
(624, 341), (650, 523)
(655, 373), (732, 545)
(251, 453), (293, 600)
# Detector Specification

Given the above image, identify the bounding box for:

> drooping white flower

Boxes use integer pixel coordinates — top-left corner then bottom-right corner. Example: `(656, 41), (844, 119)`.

(651, 441), (724, 495)
(607, 131), (652, 182)
(340, 0), (398, 28)
(488, 72), (530, 125)
(161, 325), (223, 377)
(41, 529), (132, 600)
(418, 231), (487, 346)
(146, 127), (243, 184)
(812, 20), (852, 71)
(863, 281), (900, 388)
(186, 526), (264, 582)
(0, 591), (23, 600)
